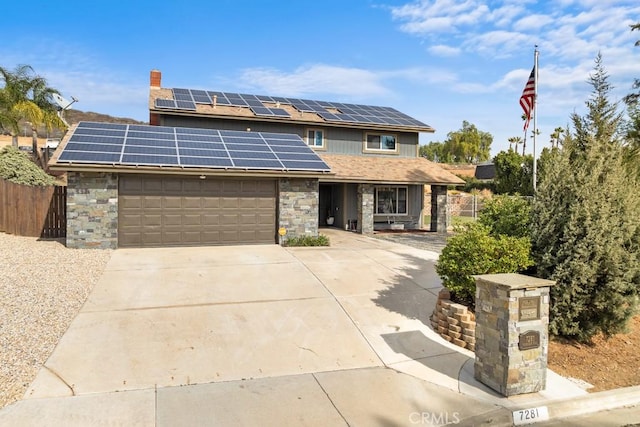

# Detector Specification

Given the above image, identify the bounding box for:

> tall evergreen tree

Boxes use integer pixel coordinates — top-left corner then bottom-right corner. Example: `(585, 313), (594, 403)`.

(571, 53), (623, 153)
(531, 55), (640, 341)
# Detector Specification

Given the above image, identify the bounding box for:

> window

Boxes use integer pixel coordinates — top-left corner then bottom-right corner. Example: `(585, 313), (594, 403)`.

(306, 129), (324, 148)
(366, 133), (397, 151)
(375, 186), (408, 215)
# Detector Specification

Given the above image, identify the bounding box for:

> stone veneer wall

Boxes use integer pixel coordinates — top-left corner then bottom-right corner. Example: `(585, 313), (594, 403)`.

(430, 288), (476, 351)
(430, 185), (448, 233)
(474, 275), (552, 396)
(66, 172), (118, 249)
(278, 178), (319, 239)
(357, 183), (374, 234)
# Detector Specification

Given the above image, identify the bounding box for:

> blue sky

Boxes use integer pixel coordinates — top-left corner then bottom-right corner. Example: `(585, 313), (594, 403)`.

(2, 0), (639, 157)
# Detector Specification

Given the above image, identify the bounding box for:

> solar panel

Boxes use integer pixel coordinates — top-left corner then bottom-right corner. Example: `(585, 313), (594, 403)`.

(121, 154), (179, 165)
(127, 131), (174, 140)
(178, 141), (225, 150)
(178, 148), (228, 157)
(160, 89), (434, 128)
(57, 122), (331, 172)
(129, 124), (173, 133)
(155, 98), (196, 111)
(80, 122), (126, 130)
(270, 108), (290, 117)
(228, 150), (277, 160)
(66, 142), (122, 153)
(225, 143), (270, 152)
(60, 151), (121, 162)
(180, 157), (234, 167)
(233, 159), (282, 169)
(256, 95), (275, 103)
(268, 145), (314, 153)
(275, 152), (321, 161)
(176, 127), (219, 136)
(250, 106), (272, 116)
(175, 100), (197, 110)
(124, 145), (176, 156)
(250, 106), (291, 118)
(70, 135), (125, 144)
(174, 92), (193, 101)
(222, 136), (265, 144)
(73, 127), (125, 137)
(281, 160), (331, 170)
(165, 90), (432, 128)
(126, 138), (176, 148)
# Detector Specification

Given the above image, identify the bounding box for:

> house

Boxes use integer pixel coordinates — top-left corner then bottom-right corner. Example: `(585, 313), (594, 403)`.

(474, 162), (496, 181)
(48, 70), (463, 249)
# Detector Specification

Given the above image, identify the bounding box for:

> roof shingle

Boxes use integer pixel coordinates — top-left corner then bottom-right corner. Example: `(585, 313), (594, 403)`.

(318, 154), (465, 185)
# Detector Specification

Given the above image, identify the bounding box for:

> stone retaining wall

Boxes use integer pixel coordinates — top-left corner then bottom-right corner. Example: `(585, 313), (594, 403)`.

(430, 288), (476, 351)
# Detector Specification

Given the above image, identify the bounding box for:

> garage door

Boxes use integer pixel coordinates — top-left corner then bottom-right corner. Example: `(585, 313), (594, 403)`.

(118, 175), (276, 247)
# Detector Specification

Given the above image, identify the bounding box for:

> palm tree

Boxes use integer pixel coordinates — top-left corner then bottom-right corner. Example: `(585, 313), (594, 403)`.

(550, 127), (565, 148)
(520, 113), (529, 155)
(0, 65), (66, 148)
(508, 136), (523, 152)
(528, 128), (541, 155)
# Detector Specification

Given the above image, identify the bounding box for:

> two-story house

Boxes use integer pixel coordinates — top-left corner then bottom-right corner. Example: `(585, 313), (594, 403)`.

(49, 70), (462, 249)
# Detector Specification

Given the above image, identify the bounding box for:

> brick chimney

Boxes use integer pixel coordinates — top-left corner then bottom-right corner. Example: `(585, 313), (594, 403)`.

(150, 69), (161, 88)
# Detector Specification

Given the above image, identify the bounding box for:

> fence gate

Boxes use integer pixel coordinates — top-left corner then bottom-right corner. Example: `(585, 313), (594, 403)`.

(0, 179), (67, 238)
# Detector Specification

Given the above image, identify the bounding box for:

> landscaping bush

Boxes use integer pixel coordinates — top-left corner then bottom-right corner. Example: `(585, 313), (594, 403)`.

(436, 223), (532, 306)
(478, 194), (531, 238)
(283, 234), (330, 247)
(0, 146), (57, 186)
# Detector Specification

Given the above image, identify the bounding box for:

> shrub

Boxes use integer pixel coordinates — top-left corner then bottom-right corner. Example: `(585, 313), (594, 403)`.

(0, 146), (57, 186)
(436, 223), (532, 306)
(283, 234), (330, 247)
(478, 194), (531, 238)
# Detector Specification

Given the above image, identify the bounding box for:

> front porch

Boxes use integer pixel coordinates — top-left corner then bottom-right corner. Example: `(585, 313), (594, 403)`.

(318, 182), (450, 233)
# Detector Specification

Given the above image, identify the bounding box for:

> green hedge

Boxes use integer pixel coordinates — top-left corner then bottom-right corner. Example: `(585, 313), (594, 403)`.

(283, 234), (330, 247)
(0, 146), (57, 186)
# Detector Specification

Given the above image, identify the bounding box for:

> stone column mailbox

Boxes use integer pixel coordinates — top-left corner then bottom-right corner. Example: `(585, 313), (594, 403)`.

(473, 273), (555, 397)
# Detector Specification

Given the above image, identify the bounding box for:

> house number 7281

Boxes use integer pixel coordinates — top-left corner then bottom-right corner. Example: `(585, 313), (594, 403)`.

(513, 406), (549, 425)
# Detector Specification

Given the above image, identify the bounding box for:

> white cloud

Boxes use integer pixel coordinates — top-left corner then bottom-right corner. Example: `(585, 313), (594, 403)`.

(390, 0), (640, 63)
(428, 44), (461, 56)
(391, 0), (490, 34)
(238, 64), (391, 98)
(470, 30), (532, 57)
(514, 14), (554, 31)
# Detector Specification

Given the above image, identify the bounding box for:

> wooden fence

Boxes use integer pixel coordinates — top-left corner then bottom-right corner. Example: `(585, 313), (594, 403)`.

(0, 179), (67, 238)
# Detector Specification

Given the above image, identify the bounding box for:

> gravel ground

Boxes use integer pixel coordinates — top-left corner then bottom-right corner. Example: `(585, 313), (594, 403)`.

(0, 233), (112, 409)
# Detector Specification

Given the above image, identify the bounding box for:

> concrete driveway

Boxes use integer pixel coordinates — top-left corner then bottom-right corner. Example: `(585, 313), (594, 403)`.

(3, 228), (585, 426)
(24, 228), (450, 397)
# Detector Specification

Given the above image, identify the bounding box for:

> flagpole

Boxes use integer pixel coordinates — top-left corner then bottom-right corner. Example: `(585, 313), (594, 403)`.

(533, 47), (539, 193)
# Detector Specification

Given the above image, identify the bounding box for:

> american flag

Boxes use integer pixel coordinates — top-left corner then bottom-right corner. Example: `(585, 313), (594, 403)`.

(520, 66), (536, 131)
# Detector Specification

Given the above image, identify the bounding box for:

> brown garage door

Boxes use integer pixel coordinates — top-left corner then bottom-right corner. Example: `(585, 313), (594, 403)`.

(118, 175), (276, 247)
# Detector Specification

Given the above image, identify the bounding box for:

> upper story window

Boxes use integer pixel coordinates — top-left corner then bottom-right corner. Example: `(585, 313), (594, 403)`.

(306, 129), (324, 148)
(365, 133), (397, 152)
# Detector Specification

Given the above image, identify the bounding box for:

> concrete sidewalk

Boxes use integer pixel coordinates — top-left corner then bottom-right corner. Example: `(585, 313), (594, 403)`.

(1, 228), (638, 426)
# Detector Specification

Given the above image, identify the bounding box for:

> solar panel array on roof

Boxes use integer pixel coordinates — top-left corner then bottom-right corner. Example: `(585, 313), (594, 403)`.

(57, 122), (331, 172)
(153, 88), (430, 129)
